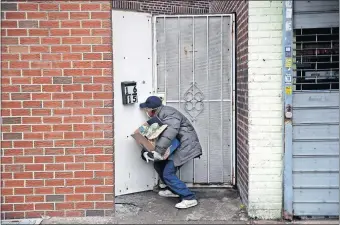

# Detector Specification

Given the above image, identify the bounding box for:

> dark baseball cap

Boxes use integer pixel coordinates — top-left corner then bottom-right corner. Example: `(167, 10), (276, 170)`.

(139, 96), (162, 109)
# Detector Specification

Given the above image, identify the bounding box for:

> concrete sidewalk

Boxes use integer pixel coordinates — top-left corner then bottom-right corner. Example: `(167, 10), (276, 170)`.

(41, 189), (338, 224)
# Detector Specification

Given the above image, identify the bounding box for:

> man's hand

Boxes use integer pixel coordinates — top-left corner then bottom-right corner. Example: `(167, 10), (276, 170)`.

(152, 151), (163, 161)
(143, 151), (154, 163)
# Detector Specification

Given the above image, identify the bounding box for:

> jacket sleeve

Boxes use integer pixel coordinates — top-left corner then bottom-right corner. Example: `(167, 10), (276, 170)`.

(154, 113), (181, 155)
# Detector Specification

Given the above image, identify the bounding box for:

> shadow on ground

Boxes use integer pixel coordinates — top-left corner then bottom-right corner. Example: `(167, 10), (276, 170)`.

(114, 188), (246, 223)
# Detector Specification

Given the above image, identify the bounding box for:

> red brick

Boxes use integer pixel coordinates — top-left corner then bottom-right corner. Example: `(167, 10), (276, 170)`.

(40, 21), (59, 28)
(34, 156), (54, 163)
(46, 211), (65, 217)
(44, 148), (64, 155)
(56, 202), (74, 210)
(94, 186), (113, 193)
(25, 164), (44, 172)
(60, 3), (80, 11)
(51, 45), (71, 53)
(52, 93), (72, 100)
(41, 37), (60, 45)
(55, 187), (74, 194)
(65, 148), (84, 155)
(35, 203), (54, 210)
(1, 204), (13, 212)
(62, 53), (82, 60)
(75, 202), (94, 209)
(39, 3), (59, 11)
(2, 21), (17, 28)
(81, 3), (101, 11)
(42, 85), (62, 92)
(6, 195), (25, 203)
(22, 69), (41, 77)
(42, 53), (62, 61)
(44, 101), (62, 108)
(21, 53), (40, 60)
(2, 37), (19, 45)
(71, 45), (91, 52)
(48, 12), (69, 20)
(55, 172), (73, 179)
(18, 3), (38, 11)
(55, 156), (74, 163)
(34, 172), (53, 179)
(4, 212), (25, 219)
(8, 46), (28, 53)
(24, 133), (43, 140)
(53, 108), (72, 115)
(35, 187), (54, 195)
(66, 210), (84, 217)
(81, 20), (101, 28)
(14, 204), (34, 211)
(30, 46), (49, 53)
(82, 37), (101, 44)
(25, 195), (44, 203)
(32, 125), (51, 132)
(29, 29), (49, 36)
(27, 12), (47, 19)
(45, 179), (64, 187)
(85, 178), (104, 186)
(65, 163), (84, 170)
(61, 21), (81, 28)
(2, 69), (21, 77)
(66, 179), (84, 186)
(15, 188), (33, 195)
(6, 12), (26, 20)
(32, 109), (51, 116)
(45, 164), (64, 171)
(85, 163), (104, 170)
(14, 156), (33, 164)
(92, 45), (111, 52)
(91, 12), (110, 19)
(50, 29), (70, 36)
(71, 29), (91, 36)
(66, 194), (84, 202)
(70, 12), (89, 20)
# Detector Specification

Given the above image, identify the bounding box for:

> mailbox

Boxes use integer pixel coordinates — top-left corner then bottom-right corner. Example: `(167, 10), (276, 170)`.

(121, 81), (138, 105)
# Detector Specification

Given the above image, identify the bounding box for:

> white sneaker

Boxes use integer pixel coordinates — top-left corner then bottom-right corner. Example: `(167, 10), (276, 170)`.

(175, 199), (198, 209)
(158, 189), (179, 198)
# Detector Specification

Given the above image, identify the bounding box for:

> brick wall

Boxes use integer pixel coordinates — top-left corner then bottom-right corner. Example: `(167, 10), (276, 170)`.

(1, 0), (113, 219)
(209, 1), (249, 207)
(112, 0), (209, 14)
(247, 1), (283, 219)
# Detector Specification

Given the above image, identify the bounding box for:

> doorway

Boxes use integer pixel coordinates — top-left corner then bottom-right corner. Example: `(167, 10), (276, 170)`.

(113, 10), (236, 196)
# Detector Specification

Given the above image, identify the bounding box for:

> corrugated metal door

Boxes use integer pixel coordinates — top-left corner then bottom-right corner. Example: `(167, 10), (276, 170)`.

(154, 15), (235, 185)
(289, 0), (339, 216)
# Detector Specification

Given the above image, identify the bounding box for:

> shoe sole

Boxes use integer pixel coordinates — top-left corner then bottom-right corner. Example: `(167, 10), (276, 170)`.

(158, 193), (179, 198)
(175, 201), (198, 209)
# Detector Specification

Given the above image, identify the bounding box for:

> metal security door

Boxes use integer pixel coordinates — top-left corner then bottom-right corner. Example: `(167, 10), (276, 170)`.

(284, 0), (340, 218)
(154, 15), (235, 185)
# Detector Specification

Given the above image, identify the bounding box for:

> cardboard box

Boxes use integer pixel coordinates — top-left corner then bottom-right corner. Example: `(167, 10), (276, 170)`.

(131, 116), (180, 159)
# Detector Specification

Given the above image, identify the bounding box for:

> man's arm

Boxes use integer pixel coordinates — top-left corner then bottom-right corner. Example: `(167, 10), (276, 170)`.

(154, 114), (181, 155)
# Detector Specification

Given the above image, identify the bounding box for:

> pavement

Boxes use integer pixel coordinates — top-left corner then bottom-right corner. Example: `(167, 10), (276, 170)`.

(41, 188), (339, 224)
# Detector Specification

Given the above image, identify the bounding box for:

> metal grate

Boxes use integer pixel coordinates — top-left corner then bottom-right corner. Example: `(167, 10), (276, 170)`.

(293, 27), (339, 91)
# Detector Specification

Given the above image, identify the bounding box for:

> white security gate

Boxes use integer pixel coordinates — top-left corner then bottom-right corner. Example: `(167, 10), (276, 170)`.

(154, 15), (235, 185)
(113, 11), (235, 196)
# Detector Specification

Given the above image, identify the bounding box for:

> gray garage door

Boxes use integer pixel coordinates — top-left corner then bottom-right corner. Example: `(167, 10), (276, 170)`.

(292, 1), (339, 216)
(154, 15), (235, 185)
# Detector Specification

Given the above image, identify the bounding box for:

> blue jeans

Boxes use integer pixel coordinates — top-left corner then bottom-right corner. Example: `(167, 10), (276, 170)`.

(154, 160), (196, 200)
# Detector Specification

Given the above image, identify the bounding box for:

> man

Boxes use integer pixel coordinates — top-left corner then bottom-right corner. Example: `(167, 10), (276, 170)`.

(139, 96), (202, 209)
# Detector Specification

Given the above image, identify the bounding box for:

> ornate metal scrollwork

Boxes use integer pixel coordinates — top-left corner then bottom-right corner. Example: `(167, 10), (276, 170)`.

(183, 82), (204, 122)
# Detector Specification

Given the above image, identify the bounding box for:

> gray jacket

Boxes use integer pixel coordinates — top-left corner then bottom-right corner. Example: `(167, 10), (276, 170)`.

(154, 105), (202, 167)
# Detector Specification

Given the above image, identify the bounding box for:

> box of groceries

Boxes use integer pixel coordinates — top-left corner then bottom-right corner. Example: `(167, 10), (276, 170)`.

(131, 116), (180, 160)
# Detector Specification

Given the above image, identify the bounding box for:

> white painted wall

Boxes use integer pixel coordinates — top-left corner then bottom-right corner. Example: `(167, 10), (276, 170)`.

(247, 1), (284, 219)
